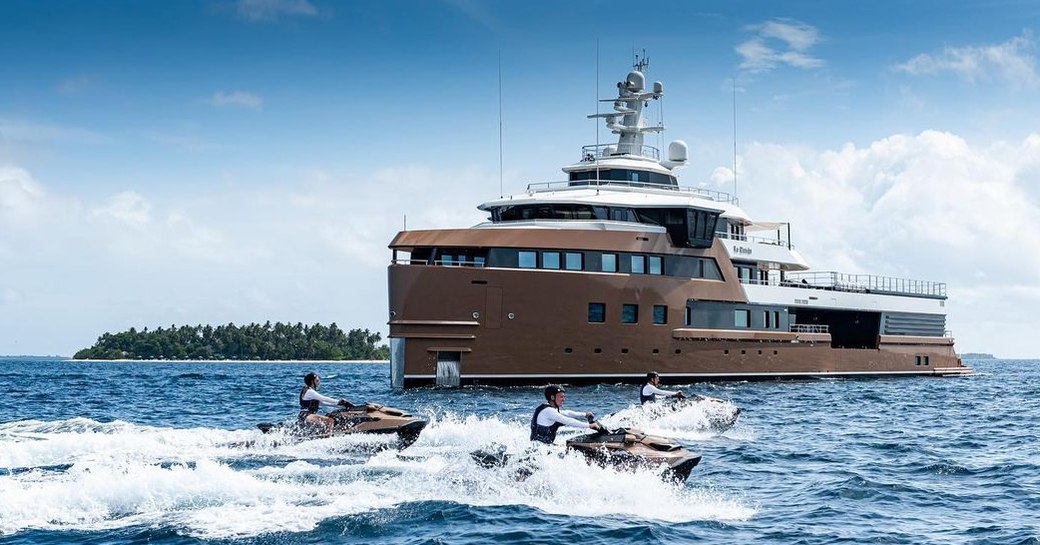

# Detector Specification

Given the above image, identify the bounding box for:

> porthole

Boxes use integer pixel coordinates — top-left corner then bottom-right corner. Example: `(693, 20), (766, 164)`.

(773, 350), (778, 355)
(741, 350), (746, 355)
(472, 311), (480, 319)
(621, 348), (629, 354)
(594, 348), (602, 354)
(652, 349), (660, 354)
(675, 349), (682, 354)
(564, 347), (573, 353)
(758, 350), (763, 355)
(724, 349), (729, 355)
(389, 310), (397, 318)
(507, 312), (515, 320)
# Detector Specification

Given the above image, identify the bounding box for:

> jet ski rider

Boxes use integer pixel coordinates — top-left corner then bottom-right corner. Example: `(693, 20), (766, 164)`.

(640, 372), (684, 405)
(299, 372), (351, 434)
(530, 385), (604, 444)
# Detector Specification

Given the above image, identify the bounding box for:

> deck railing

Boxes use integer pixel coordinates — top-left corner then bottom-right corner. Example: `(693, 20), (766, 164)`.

(580, 143), (660, 161)
(776, 271), (946, 298)
(715, 231), (794, 250)
(525, 179), (739, 204)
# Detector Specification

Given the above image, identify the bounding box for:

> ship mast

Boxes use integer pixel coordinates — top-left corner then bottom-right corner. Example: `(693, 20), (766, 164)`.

(588, 51), (665, 156)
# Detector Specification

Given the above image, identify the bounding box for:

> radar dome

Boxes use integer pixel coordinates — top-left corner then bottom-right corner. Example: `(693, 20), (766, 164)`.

(668, 140), (688, 163)
(625, 71), (645, 91)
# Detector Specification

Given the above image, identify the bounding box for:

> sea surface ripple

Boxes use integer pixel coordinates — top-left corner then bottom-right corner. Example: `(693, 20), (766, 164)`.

(0, 358), (1036, 544)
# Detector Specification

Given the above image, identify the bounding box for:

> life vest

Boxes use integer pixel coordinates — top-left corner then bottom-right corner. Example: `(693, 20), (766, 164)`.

(530, 403), (563, 444)
(640, 383), (656, 405)
(299, 387), (320, 413)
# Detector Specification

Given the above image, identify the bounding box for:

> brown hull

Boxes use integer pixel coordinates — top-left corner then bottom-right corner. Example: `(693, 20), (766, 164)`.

(388, 230), (971, 387)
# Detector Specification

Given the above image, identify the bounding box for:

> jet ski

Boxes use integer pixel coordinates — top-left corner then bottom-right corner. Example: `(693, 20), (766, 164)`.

(566, 427), (702, 482)
(471, 426), (701, 482)
(257, 403), (428, 448)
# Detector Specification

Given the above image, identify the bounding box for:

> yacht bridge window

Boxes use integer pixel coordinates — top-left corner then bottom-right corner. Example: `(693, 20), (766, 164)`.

(568, 168), (678, 186)
(487, 205), (721, 249)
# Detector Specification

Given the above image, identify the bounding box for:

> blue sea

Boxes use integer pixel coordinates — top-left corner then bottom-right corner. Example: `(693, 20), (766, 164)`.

(0, 357), (1036, 544)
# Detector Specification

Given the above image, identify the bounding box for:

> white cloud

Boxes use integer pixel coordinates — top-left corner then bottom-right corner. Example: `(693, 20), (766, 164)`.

(235, 0), (318, 22)
(737, 19), (825, 73)
(91, 191), (152, 229)
(208, 91), (263, 110)
(893, 31), (1039, 88)
(0, 166), (47, 228)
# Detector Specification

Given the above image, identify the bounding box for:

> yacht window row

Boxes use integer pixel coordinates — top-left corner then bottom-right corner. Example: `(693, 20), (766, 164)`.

(405, 247), (722, 280)
(589, 303), (668, 325)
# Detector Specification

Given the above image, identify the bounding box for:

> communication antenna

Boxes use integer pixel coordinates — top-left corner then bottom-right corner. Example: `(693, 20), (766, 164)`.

(595, 39), (600, 180)
(634, 49), (649, 72)
(732, 76), (738, 200)
(498, 50), (504, 198)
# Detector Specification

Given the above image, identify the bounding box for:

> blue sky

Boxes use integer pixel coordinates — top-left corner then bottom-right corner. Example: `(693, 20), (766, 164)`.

(2, 0), (1039, 357)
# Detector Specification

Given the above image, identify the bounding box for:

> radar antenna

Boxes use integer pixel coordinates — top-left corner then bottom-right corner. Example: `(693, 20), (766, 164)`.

(634, 49), (650, 74)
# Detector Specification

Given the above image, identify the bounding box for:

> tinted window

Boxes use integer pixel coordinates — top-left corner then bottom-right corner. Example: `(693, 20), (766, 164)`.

(649, 256), (662, 275)
(622, 304), (638, 324)
(519, 251), (537, 268)
(631, 255), (646, 274)
(565, 252), (583, 270)
(735, 309), (750, 328)
(541, 251), (560, 269)
(588, 303), (606, 323)
(653, 305), (667, 324)
(601, 253), (617, 273)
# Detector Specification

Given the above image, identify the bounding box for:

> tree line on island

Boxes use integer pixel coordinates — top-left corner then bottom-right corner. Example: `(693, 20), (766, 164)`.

(74, 322), (389, 361)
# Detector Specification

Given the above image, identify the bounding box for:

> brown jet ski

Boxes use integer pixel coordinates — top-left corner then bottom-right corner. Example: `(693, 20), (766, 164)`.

(257, 403), (428, 448)
(566, 427), (702, 482)
(472, 426), (701, 482)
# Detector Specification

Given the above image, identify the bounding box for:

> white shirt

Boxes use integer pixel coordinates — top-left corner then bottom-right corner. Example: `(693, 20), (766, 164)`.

(536, 405), (594, 429)
(641, 383), (678, 401)
(302, 388), (341, 407)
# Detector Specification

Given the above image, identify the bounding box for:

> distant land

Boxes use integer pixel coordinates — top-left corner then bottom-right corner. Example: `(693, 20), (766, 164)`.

(73, 322), (389, 361)
(961, 352), (996, 359)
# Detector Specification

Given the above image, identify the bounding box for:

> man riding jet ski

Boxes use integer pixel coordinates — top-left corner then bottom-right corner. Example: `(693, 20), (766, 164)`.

(640, 372), (741, 432)
(531, 384), (604, 443)
(256, 372), (427, 448)
(472, 385), (701, 482)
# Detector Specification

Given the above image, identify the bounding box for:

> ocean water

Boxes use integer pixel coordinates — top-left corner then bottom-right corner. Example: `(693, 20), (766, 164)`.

(0, 357), (1036, 544)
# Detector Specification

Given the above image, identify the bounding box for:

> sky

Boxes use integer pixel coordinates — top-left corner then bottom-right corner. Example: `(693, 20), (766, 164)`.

(1, 0), (1039, 358)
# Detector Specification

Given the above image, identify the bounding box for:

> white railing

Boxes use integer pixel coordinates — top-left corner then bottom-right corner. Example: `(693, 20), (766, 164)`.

(580, 143), (660, 161)
(525, 179), (739, 204)
(716, 231), (794, 250)
(779, 271), (946, 298)
(392, 258), (486, 267)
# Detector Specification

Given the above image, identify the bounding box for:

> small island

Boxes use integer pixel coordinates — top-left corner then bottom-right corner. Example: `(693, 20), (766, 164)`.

(960, 352), (996, 359)
(74, 322), (389, 361)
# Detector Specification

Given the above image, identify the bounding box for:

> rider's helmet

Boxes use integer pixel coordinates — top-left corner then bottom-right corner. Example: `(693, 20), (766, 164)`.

(543, 385), (565, 401)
